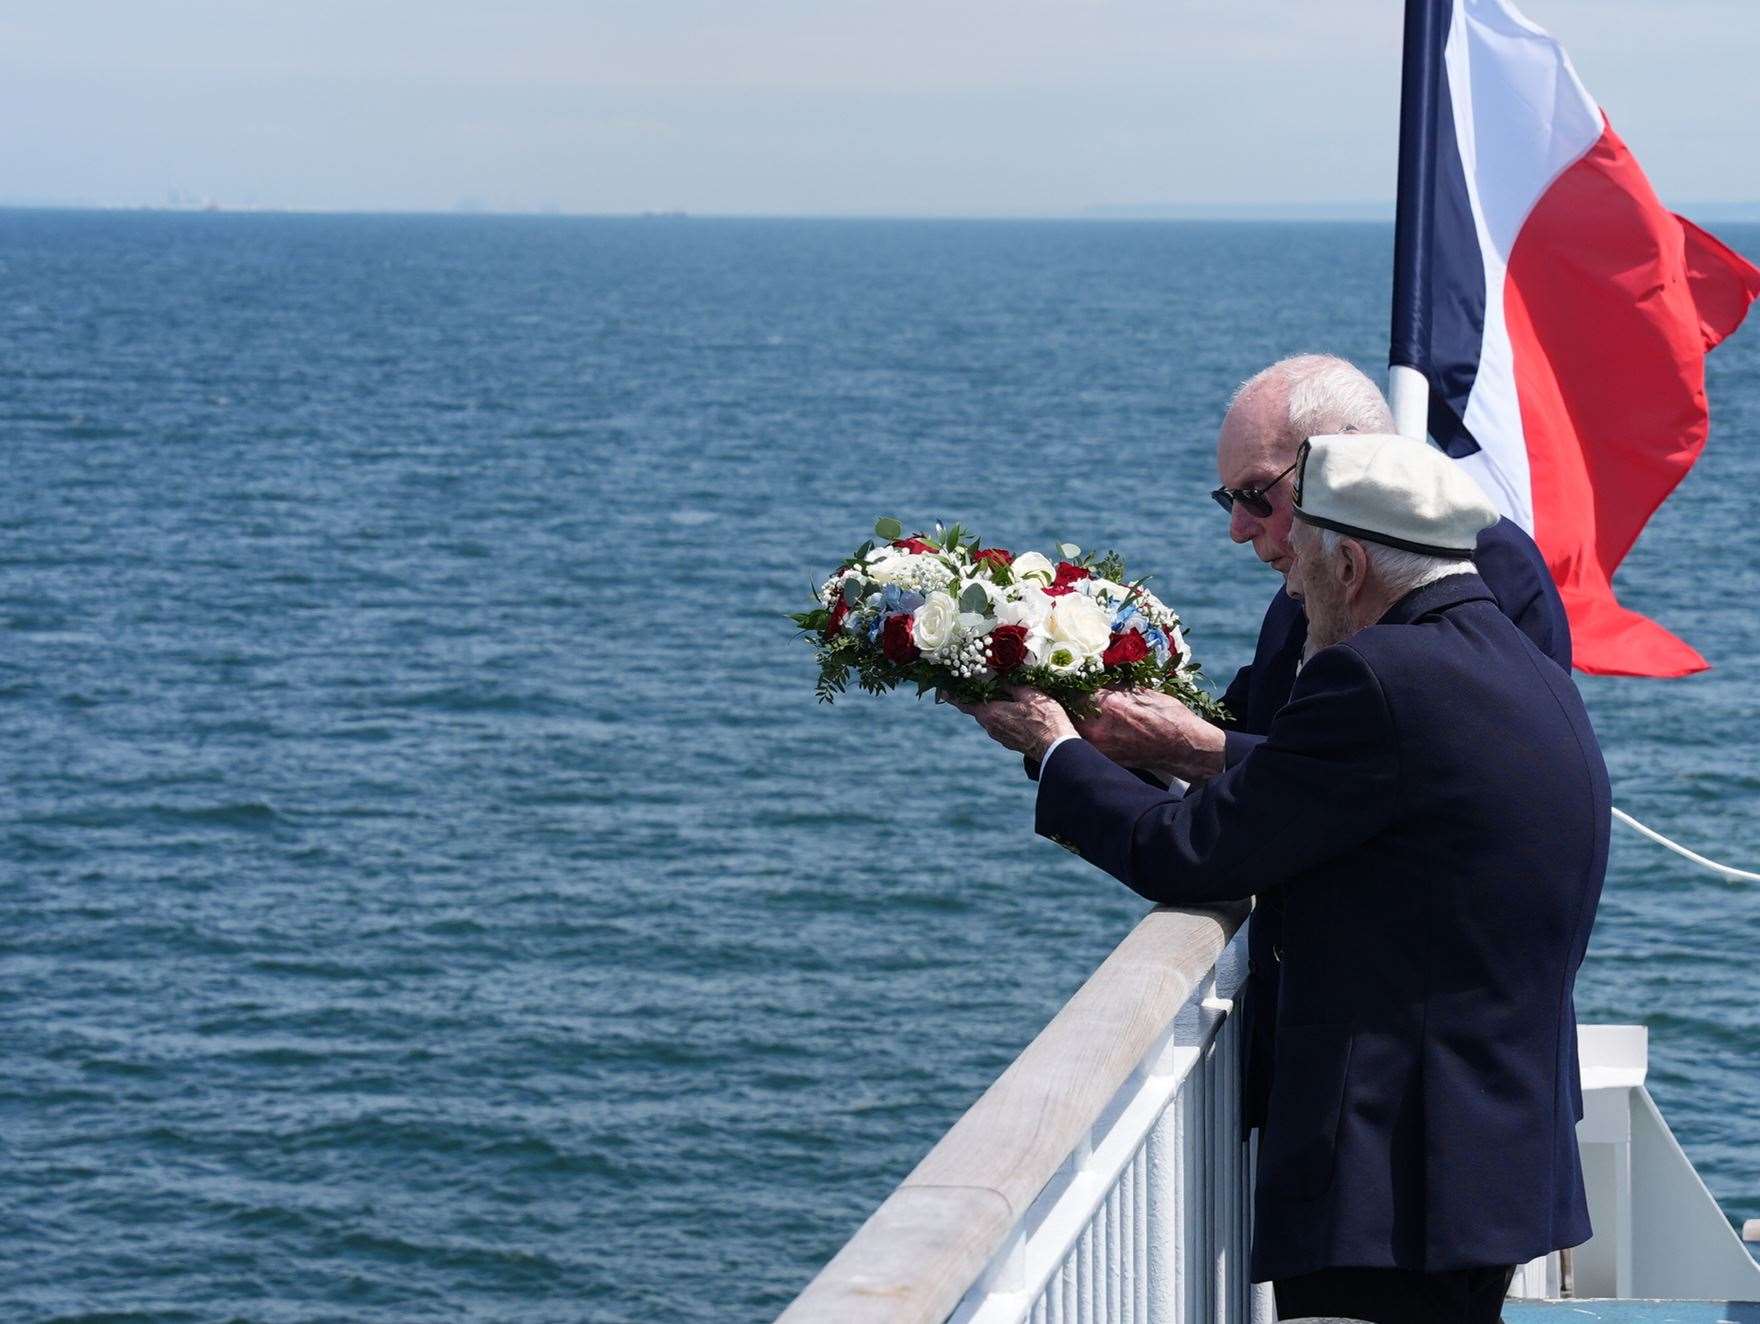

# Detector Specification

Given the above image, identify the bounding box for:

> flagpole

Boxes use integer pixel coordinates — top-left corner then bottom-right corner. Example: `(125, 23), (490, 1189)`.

(1389, 368), (1429, 441)
(1389, 0), (1447, 442)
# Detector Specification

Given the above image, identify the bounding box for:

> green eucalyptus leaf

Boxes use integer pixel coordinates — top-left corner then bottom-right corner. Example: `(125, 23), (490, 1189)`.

(959, 584), (989, 614)
(874, 517), (904, 541)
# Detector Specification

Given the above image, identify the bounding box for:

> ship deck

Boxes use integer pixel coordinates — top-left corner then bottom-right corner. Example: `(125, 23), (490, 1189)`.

(1506, 1301), (1760, 1321)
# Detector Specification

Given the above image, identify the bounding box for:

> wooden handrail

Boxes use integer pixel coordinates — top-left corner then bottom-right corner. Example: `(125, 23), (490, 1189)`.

(776, 902), (1249, 1324)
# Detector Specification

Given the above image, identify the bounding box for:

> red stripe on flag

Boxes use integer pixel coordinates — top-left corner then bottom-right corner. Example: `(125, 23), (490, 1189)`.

(1678, 214), (1760, 350)
(1502, 118), (1760, 677)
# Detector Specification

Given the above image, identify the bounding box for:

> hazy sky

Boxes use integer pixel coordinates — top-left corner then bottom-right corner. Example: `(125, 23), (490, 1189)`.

(3, 1), (1756, 215)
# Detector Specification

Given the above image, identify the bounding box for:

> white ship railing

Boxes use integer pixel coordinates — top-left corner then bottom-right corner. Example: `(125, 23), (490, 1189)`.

(776, 906), (1760, 1322)
(1507, 1024), (1760, 1303)
(776, 902), (1271, 1324)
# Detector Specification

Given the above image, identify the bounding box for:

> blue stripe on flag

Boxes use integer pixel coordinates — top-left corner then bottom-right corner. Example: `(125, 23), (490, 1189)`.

(1389, 0), (1487, 458)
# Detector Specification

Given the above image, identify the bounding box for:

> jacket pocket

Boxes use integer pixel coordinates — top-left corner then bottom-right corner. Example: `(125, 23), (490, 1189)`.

(1259, 1022), (1354, 1201)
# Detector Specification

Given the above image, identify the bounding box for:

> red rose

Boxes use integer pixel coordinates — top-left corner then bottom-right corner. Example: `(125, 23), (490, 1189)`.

(1053, 561), (1092, 588)
(1042, 584), (1076, 598)
(824, 597), (850, 637)
(987, 624), (1029, 674)
(1102, 630), (1150, 669)
(971, 547), (1013, 568)
(892, 537), (938, 554)
(881, 613), (919, 664)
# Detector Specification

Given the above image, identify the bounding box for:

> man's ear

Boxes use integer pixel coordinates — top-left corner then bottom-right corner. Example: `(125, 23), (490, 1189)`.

(1339, 538), (1371, 598)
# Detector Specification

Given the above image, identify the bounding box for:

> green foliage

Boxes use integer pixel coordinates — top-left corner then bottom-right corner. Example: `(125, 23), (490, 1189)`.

(856, 653), (898, 696)
(814, 658), (849, 704)
(874, 517), (904, 540)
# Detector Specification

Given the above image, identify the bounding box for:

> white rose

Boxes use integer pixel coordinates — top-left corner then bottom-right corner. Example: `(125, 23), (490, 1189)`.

(1045, 593), (1112, 655)
(997, 583), (1052, 627)
(911, 591), (960, 654)
(863, 548), (910, 585)
(1011, 551), (1055, 585)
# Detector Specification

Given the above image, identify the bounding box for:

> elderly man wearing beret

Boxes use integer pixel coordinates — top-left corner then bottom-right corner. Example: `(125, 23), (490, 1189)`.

(955, 435), (1610, 1324)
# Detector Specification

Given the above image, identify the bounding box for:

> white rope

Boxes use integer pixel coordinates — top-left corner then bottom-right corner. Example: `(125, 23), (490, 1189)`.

(1611, 805), (1760, 883)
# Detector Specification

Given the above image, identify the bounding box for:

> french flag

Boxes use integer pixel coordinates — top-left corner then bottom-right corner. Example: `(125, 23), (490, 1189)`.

(1389, 0), (1760, 676)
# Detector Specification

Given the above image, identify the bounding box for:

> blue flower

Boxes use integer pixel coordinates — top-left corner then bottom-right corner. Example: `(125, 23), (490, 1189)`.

(1110, 603), (1142, 633)
(881, 586), (925, 615)
(1142, 626), (1171, 664)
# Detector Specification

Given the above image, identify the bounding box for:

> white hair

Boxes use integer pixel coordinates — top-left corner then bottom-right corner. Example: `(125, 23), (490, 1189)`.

(1237, 354), (1467, 596)
(1230, 354), (1395, 444)
(1313, 526), (1474, 597)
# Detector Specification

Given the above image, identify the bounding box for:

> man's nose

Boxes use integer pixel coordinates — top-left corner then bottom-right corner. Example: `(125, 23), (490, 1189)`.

(1228, 504), (1258, 544)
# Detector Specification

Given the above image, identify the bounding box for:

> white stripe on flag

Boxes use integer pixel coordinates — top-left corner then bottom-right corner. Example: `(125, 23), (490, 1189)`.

(1444, 0), (1603, 533)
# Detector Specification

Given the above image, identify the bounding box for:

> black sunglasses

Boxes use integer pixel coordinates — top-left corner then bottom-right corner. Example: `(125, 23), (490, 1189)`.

(1211, 458), (1299, 518)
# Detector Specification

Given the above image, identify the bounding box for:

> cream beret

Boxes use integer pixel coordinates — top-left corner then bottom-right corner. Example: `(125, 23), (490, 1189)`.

(1293, 434), (1498, 558)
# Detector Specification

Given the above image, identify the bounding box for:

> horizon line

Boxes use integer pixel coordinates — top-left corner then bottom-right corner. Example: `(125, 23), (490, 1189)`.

(7, 200), (1760, 223)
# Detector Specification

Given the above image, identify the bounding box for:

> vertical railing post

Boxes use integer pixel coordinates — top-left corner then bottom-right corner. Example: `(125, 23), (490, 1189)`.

(1146, 1037), (1197, 1322)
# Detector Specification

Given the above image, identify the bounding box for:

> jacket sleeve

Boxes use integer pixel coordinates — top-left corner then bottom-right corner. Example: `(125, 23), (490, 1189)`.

(1218, 660), (1254, 732)
(1035, 643), (1400, 904)
(1023, 755), (1171, 790)
(1222, 730), (1266, 769)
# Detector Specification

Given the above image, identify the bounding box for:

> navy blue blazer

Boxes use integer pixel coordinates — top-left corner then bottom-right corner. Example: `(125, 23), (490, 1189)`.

(1227, 517), (1572, 1130)
(1037, 575), (1609, 1280)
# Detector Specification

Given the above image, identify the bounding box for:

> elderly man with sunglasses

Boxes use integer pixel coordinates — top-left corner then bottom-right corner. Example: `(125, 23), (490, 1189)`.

(1084, 356), (1568, 797)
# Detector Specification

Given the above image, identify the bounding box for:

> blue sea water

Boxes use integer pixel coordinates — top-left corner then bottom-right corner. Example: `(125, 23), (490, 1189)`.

(4, 210), (1758, 1323)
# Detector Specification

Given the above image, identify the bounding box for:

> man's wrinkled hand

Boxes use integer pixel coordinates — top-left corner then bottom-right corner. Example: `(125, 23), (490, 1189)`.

(1073, 690), (1226, 781)
(944, 686), (1077, 761)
